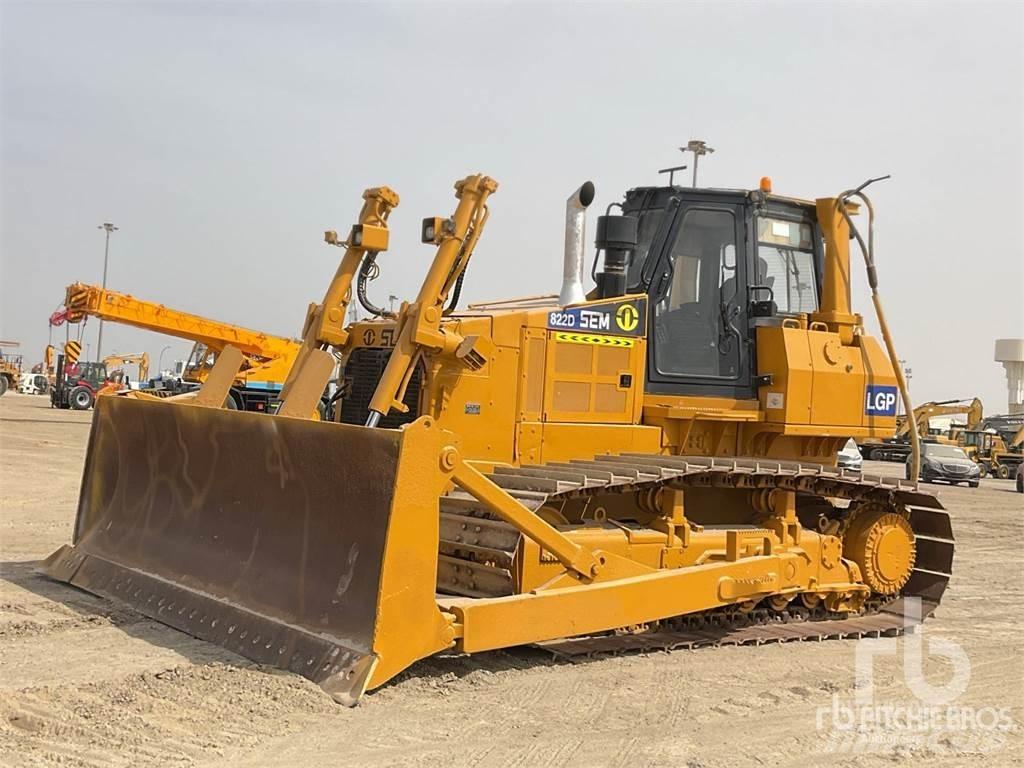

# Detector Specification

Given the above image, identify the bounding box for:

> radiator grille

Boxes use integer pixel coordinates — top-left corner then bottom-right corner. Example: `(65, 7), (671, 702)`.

(339, 348), (423, 428)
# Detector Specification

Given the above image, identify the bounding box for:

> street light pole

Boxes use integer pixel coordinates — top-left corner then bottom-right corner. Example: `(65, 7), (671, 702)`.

(898, 359), (913, 417)
(158, 345), (172, 376)
(96, 222), (119, 360)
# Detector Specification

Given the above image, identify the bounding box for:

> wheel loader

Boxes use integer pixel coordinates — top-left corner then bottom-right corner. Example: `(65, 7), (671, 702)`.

(43, 172), (954, 706)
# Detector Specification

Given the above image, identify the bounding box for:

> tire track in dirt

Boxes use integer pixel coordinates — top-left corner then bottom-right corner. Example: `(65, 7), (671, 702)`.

(0, 664), (339, 768)
(2, 396), (1023, 767)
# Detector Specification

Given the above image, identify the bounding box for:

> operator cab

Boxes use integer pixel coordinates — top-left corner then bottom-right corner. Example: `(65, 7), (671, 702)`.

(64, 360), (109, 388)
(606, 185), (826, 399)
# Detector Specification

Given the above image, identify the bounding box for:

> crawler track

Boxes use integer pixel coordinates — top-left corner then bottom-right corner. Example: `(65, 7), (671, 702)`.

(437, 455), (954, 657)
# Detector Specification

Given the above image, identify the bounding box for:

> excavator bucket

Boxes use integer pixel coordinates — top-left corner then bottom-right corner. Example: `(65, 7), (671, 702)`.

(42, 396), (455, 705)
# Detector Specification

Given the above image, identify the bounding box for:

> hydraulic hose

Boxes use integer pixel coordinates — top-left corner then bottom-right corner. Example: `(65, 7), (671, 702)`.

(356, 253), (396, 319)
(835, 177), (920, 481)
(443, 268), (466, 315)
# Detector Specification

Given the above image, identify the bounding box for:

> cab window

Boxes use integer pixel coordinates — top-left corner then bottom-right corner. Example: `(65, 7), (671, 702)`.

(756, 217), (818, 313)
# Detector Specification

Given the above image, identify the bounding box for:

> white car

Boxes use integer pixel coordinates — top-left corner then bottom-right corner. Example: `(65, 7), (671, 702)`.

(837, 438), (863, 471)
(18, 372), (49, 395)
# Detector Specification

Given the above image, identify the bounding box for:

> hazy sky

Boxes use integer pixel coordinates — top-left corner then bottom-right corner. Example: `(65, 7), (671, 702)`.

(2, 1), (1021, 412)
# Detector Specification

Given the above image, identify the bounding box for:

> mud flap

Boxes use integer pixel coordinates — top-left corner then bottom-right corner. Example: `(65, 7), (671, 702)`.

(42, 396), (455, 705)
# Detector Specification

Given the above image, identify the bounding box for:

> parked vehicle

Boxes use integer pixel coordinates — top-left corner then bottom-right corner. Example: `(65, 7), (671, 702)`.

(18, 372), (49, 395)
(837, 438), (863, 470)
(907, 442), (980, 487)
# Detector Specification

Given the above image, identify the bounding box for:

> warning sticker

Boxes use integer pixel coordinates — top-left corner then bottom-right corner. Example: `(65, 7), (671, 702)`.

(554, 332), (636, 348)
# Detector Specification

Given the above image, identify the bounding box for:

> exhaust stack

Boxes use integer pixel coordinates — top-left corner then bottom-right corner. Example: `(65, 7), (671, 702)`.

(559, 181), (595, 306)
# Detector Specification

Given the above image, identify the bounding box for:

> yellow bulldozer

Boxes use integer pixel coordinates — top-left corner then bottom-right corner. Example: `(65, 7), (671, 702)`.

(44, 173), (954, 705)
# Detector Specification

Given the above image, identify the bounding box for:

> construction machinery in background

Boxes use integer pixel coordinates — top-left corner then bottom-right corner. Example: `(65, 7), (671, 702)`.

(857, 397), (984, 461)
(102, 352), (150, 385)
(92, 353), (151, 398)
(35, 344), (57, 382)
(975, 413), (1024, 447)
(960, 423), (1024, 479)
(45, 171), (953, 706)
(50, 341), (109, 410)
(0, 341), (23, 396)
(56, 283), (303, 411)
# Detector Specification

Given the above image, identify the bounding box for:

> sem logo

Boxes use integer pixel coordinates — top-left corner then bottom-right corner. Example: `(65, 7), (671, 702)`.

(548, 299), (646, 337)
(615, 303), (639, 332)
(865, 385), (898, 416)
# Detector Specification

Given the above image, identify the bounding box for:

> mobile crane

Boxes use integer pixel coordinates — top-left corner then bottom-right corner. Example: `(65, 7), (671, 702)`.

(57, 283), (304, 411)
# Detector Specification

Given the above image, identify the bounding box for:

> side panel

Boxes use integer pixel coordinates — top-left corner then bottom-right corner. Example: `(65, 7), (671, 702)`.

(542, 334), (644, 424)
(756, 325), (813, 425)
(518, 421), (662, 464)
(518, 327), (547, 423)
(807, 329), (863, 427)
(859, 335), (899, 433)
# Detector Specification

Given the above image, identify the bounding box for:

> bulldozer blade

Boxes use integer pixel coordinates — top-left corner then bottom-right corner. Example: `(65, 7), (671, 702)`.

(41, 396), (455, 705)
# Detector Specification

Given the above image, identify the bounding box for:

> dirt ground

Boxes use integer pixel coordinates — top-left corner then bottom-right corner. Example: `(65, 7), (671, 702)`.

(1, 392), (1021, 767)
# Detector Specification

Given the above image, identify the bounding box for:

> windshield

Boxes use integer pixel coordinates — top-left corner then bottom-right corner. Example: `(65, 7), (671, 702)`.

(67, 362), (106, 380)
(922, 444), (969, 460)
(186, 343), (216, 375)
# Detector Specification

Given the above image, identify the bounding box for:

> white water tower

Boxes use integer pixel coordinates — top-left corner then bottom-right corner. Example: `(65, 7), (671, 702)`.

(994, 339), (1024, 414)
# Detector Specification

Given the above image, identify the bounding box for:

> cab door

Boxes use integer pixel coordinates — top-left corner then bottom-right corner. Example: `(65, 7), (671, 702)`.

(644, 198), (753, 398)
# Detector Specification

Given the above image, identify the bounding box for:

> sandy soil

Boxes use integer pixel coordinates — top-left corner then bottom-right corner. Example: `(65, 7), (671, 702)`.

(1, 392), (1021, 767)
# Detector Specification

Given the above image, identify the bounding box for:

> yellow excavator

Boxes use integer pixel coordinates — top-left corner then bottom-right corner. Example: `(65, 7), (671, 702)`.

(858, 397), (984, 461)
(44, 173), (953, 706)
(97, 352), (150, 396)
(58, 283), (302, 411)
(898, 398), (984, 440)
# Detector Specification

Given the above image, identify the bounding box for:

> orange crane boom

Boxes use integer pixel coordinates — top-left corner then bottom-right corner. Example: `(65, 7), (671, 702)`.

(61, 282), (304, 411)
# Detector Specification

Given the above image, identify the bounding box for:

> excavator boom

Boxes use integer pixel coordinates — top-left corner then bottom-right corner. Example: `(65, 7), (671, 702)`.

(896, 397), (984, 438)
(102, 353), (149, 382)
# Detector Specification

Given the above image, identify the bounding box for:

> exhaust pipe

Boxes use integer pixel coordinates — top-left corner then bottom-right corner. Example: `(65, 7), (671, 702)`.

(559, 181), (596, 306)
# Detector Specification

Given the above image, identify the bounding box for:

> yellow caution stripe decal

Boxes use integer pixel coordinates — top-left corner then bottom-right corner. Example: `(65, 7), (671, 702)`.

(64, 340), (83, 364)
(554, 332), (635, 348)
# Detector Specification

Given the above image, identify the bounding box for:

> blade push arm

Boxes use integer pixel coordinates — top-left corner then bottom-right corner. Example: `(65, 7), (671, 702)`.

(365, 174), (498, 427)
(276, 186), (399, 415)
